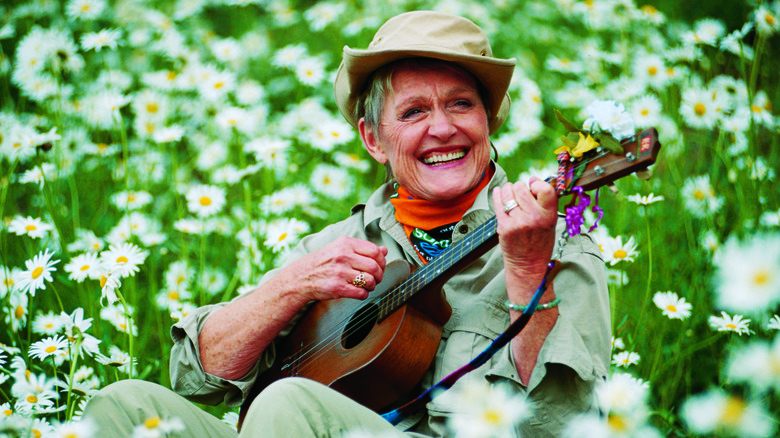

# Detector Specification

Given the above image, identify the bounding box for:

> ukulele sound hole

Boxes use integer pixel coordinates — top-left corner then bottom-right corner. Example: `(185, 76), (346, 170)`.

(341, 303), (379, 349)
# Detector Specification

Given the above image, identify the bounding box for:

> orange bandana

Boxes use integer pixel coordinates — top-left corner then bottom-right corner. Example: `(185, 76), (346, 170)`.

(390, 166), (494, 264)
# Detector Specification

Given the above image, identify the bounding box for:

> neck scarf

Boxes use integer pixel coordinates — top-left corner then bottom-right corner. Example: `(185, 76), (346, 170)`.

(390, 166), (494, 264)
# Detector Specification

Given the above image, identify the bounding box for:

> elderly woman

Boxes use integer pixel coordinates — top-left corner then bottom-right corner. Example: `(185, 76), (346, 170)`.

(84, 11), (610, 438)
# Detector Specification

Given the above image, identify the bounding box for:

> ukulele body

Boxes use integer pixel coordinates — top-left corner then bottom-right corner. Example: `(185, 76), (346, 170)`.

(246, 260), (451, 412)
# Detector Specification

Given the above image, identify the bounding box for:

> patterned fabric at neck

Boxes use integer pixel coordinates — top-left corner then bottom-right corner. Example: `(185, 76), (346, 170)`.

(391, 166), (494, 264)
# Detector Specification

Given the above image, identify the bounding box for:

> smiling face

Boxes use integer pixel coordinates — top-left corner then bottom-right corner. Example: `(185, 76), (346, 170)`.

(359, 63), (491, 202)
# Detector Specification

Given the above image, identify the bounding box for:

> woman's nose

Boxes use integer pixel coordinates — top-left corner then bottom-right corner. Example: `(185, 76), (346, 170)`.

(427, 108), (457, 141)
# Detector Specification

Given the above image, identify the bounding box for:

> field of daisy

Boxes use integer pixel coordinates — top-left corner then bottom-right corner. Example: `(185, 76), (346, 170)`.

(1, 0), (779, 436)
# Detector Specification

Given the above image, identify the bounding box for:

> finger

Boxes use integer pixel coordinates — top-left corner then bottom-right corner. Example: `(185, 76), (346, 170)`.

(528, 177), (558, 210)
(349, 270), (376, 291)
(500, 182), (523, 215)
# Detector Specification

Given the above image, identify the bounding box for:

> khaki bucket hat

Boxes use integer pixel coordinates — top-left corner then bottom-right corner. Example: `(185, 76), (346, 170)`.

(334, 11), (516, 134)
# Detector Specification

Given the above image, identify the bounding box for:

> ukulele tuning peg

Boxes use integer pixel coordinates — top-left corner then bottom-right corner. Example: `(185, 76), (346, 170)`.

(607, 183), (619, 194)
(636, 169), (652, 180)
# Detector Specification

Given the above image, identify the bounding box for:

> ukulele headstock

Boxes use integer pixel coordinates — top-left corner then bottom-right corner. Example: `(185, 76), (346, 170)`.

(557, 128), (661, 194)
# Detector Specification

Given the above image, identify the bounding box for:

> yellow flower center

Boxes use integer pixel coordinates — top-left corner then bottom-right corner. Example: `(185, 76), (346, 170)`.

(766, 13), (776, 26)
(693, 189), (706, 200)
(15, 305), (24, 319)
(127, 193), (137, 202)
(641, 109), (649, 116)
(25, 224), (37, 231)
(167, 71), (177, 81)
(100, 275), (108, 288)
(213, 81), (224, 89)
(33, 429), (42, 438)
(753, 269), (770, 286)
(608, 413), (628, 431)
(80, 264), (91, 271)
(641, 5), (658, 14)
(45, 346), (57, 353)
(323, 177), (331, 184)
(721, 396), (745, 425)
(278, 233), (288, 242)
(32, 267), (44, 279)
(613, 249), (627, 259)
(116, 256), (128, 264)
(27, 395), (38, 404)
(168, 290), (179, 300)
(648, 66), (658, 76)
(64, 433), (77, 438)
(144, 417), (162, 429)
(666, 304), (677, 313)
(482, 409), (502, 425)
(146, 103), (159, 113)
(725, 323), (737, 330)
(694, 103), (707, 116)
(2, 409), (11, 416)
(199, 196), (212, 206)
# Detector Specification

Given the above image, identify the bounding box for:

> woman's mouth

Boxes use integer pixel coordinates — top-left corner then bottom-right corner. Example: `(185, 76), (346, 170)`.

(421, 149), (467, 166)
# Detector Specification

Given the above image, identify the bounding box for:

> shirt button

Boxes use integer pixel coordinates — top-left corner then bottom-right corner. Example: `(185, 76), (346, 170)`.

(458, 224), (469, 234)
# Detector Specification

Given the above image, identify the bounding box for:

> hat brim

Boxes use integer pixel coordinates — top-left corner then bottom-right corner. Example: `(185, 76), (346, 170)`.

(335, 47), (516, 134)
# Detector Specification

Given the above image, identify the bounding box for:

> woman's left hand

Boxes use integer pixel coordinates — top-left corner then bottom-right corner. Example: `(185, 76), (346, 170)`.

(492, 176), (559, 277)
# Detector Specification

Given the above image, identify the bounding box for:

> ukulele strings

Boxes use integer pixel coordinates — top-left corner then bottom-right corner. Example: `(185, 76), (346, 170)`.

(286, 217), (497, 376)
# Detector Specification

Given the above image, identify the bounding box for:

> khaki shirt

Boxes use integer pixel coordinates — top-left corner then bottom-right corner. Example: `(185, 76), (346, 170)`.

(170, 164), (611, 437)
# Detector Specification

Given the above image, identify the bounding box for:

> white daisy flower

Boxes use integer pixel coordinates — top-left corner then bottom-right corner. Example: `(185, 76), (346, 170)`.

(679, 86), (723, 130)
(110, 190), (153, 211)
(611, 337), (625, 351)
(131, 416), (185, 438)
(65, 0), (106, 20)
(708, 311), (753, 336)
(303, 2), (346, 31)
(151, 125), (185, 144)
(310, 164), (353, 200)
(185, 184), (226, 217)
(768, 315), (780, 330)
(100, 242), (148, 279)
(681, 175), (724, 218)
(8, 216), (54, 239)
(602, 235), (639, 266)
(295, 56), (327, 86)
(246, 136), (291, 169)
(272, 44), (308, 68)
(131, 89), (170, 122)
(29, 336), (69, 361)
(263, 218), (309, 254)
(334, 152), (371, 172)
(32, 311), (64, 335)
(681, 389), (774, 437)
(445, 380), (531, 438)
(16, 249), (60, 297)
(99, 268), (122, 305)
(64, 252), (102, 283)
(652, 291), (692, 320)
(210, 37), (244, 63)
(197, 69), (235, 102)
(611, 351), (640, 368)
(630, 94), (663, 128)
(6, 291), (29, 331)
(627, 193), (664, 206)
(682, 18), (726, 46)
(712, 233), (780, 315)
(755, 4), (780, 36)
(52, 418), (97, 438)
(303, 117), (355, 151)
(68, 229), (104, 253)
(96, 345), (136, 374)
(80, 28), (122, 52)
(215, 106), (253, 134)
(235, 80), (266, 106)
(19, 163), (57, 188)
(726, 335), (780, 393)
(632, 54), (668, 90)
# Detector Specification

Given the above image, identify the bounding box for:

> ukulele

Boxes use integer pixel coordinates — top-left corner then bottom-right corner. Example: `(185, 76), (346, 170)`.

(238, 127), (661, 428)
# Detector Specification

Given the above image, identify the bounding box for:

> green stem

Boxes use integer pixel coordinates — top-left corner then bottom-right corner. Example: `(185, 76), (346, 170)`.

(114, 289), (135, 379)
(65, 344), (80, 420)
(631, 208), (653, 346)
(67, 175), (80, 231)
(40, 162), (71, 260)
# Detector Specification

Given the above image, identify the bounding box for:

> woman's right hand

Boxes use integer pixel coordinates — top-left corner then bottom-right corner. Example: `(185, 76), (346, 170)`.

(278, 236), (388, 304)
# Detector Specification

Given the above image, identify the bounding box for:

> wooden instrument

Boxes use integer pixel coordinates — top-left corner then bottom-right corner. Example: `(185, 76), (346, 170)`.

(237, 128), (661, 428)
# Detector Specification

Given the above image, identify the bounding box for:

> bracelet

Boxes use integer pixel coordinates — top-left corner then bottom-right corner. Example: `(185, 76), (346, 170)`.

(505, 297), (561, 312)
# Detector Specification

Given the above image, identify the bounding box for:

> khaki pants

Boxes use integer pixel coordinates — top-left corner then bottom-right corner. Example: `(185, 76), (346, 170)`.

(82, 378), (412, 437)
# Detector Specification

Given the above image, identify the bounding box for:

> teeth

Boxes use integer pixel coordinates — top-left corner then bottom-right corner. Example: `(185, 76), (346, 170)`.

(422, 150), (466, 165)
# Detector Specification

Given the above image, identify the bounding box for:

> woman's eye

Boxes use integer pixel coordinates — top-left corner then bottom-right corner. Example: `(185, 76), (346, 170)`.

(454, 99), (472, 108)
(402, 108), (421, 118)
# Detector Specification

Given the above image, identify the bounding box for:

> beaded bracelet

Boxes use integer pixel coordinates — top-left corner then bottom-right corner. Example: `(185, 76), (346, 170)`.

(505, 297), (561, 312)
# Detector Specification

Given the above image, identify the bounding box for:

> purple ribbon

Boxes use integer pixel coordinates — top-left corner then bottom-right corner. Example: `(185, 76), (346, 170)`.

(565, 187), (603, 236)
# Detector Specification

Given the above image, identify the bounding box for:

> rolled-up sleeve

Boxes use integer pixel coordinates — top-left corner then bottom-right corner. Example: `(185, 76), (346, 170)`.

(169, 303), (275, 407)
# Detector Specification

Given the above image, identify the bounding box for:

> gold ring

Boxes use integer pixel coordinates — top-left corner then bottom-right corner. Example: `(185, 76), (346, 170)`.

(503, 199), (519, 213)
(352, 273), (367, 288)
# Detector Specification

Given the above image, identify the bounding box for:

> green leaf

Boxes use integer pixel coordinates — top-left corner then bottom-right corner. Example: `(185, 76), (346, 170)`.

(554, 108), (583, 133)
(593, 132), (624, 155)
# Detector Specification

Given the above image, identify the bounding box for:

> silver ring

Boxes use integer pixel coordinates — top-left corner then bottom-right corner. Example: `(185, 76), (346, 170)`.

(352, 273), (366, 288)
(503, 199), (519, 213)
